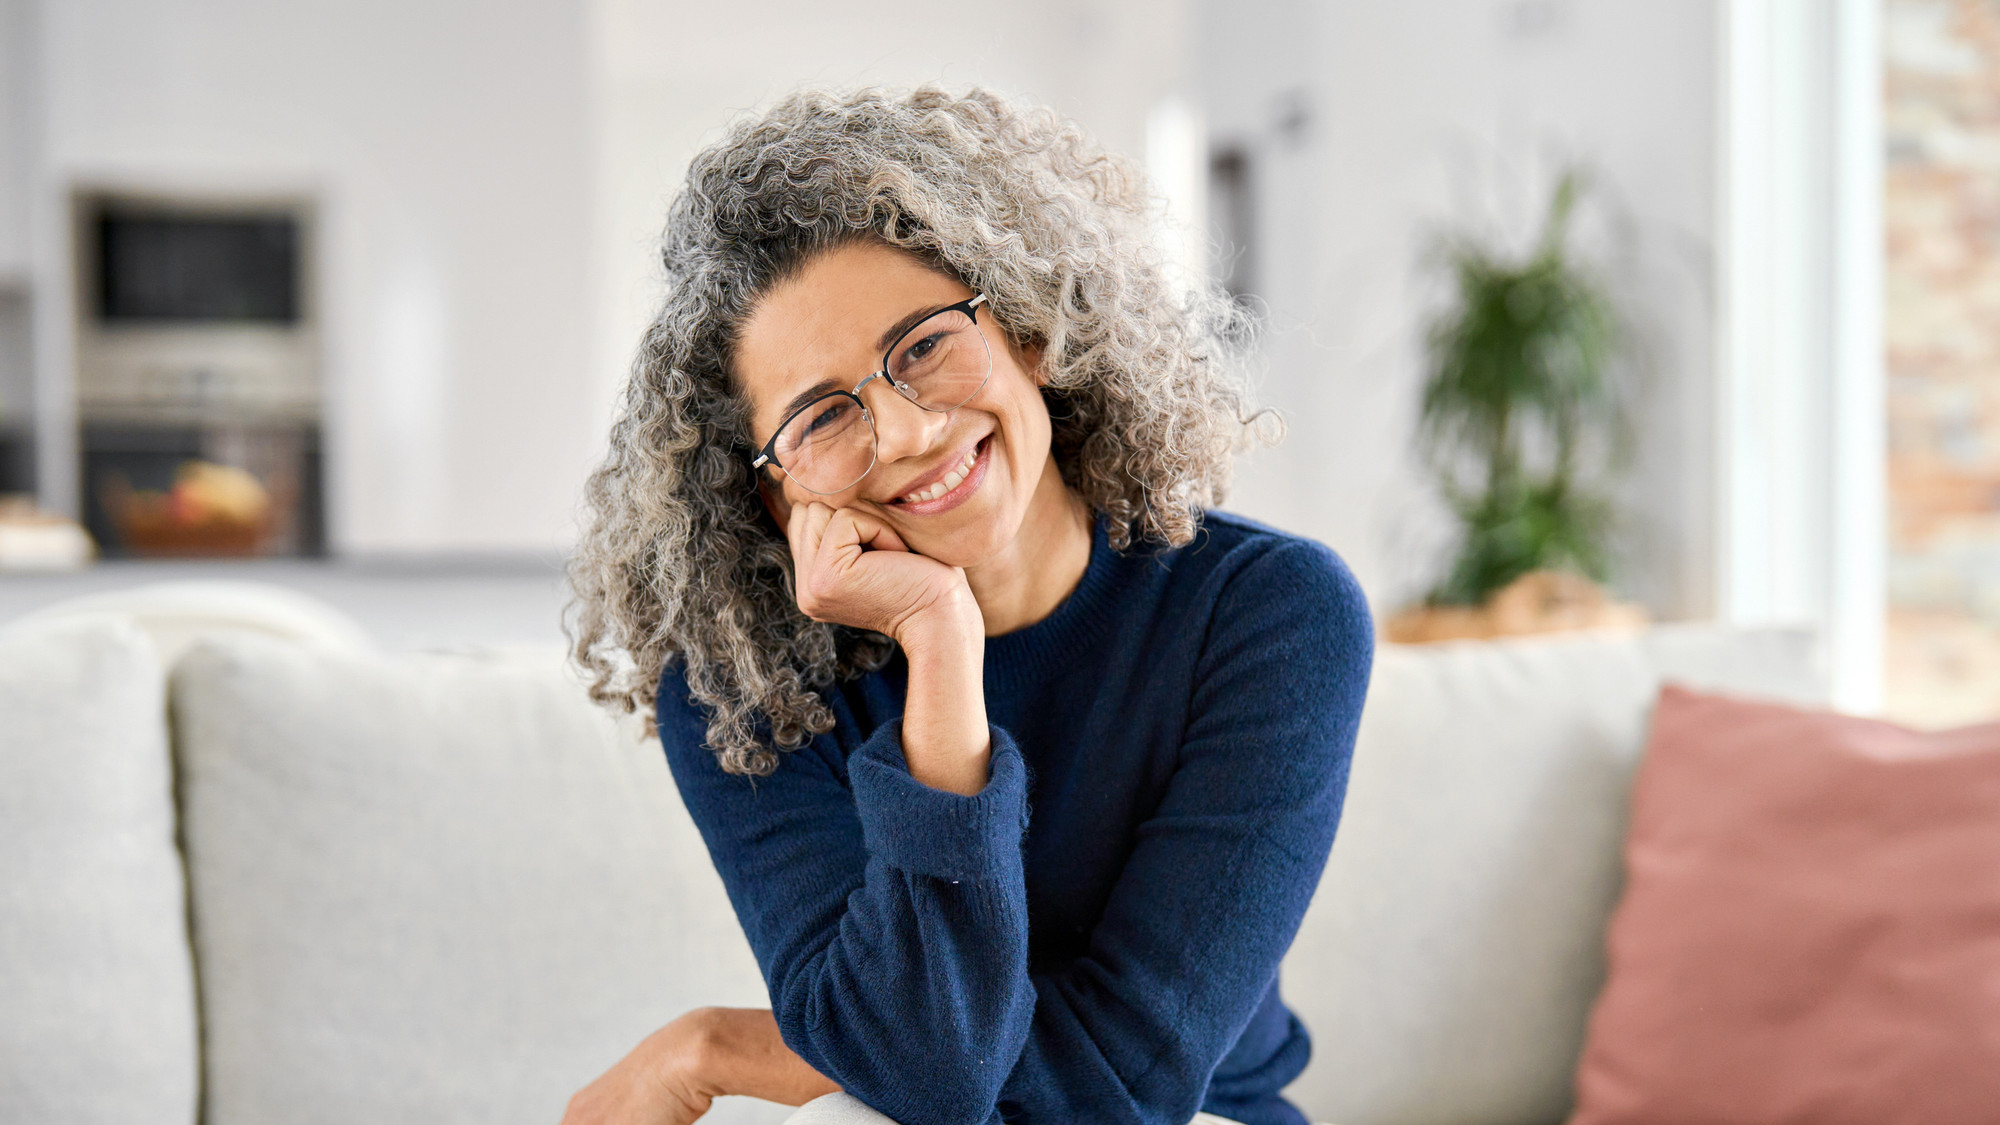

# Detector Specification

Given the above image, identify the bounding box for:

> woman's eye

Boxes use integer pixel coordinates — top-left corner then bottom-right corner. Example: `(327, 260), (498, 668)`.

(803, 400), (852, 436)
(896, 331), (948, 372)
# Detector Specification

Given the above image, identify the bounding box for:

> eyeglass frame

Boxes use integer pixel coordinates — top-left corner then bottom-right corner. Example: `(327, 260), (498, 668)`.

(748, 292), (990, 494)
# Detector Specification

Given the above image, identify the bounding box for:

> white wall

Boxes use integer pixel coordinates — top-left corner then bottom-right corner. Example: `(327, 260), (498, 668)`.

(27, 0), (594, 553)
(1198, 0), (1720, 618)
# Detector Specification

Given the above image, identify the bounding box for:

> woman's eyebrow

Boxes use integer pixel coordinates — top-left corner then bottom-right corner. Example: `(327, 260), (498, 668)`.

(775, 379), (841, 426)
(876, 301), (952, 354)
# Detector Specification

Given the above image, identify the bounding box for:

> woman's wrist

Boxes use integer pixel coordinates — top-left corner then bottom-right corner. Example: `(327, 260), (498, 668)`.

(660, 1007), (839, 1106)
(888, 578), (983, 652)
(647, 1007), (725, 1101)
(895, 603), (991, 796)
(894, 601), (982, 664)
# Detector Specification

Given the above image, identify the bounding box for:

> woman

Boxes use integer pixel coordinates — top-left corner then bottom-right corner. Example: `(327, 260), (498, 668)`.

(562, 86), (1373, 1125)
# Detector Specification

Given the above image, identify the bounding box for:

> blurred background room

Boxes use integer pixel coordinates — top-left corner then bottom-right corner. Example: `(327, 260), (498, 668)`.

(0, 0), (1937, 720)
(16, 5), (2000, 1125)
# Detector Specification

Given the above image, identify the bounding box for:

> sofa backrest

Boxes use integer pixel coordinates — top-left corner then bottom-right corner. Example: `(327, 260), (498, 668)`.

(16, 579), (372, 666)
(167, 632), (780, 1125)
(9, 586), (1818, 1125)
(1281, 624), (1824, 1125)
(0, 614), (199, 1125)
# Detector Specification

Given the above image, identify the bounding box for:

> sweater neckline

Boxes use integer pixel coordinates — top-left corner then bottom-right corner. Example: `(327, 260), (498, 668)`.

(983, 511), (1123, 694)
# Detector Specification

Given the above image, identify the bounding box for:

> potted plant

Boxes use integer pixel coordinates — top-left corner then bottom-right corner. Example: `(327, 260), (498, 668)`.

(1387, 170), (1644, 643)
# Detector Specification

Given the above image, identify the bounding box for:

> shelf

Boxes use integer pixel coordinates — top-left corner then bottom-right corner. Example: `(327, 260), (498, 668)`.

(77, 403), (322, 429)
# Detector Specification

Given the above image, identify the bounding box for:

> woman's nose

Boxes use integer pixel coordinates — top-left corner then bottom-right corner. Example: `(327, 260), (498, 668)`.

(866, 382), (949, 465)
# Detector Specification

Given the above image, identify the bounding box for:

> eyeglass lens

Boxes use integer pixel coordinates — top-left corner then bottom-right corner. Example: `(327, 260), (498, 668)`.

(772, 305), (991, 495)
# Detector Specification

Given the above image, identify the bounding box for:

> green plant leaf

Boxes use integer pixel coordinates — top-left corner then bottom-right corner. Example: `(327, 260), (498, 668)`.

(1416, 168), (1627, 607)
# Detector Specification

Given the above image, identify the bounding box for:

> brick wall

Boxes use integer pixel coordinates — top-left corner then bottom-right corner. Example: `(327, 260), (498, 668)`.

(1886, 0), (2000, 724)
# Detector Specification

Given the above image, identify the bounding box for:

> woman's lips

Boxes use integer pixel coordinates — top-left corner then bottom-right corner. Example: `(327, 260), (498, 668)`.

(890, 436), (992, 516)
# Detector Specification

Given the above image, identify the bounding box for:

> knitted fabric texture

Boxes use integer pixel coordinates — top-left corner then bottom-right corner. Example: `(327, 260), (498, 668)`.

(659, 510), (1375, 1125)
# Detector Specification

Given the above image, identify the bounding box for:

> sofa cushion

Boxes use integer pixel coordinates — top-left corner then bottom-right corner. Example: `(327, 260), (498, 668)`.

(0, 614), (198, 1125)
(1569, 686), (2000, 1125)
(169, 633), (784, 1125)
(1280, 624), (1822, 1125)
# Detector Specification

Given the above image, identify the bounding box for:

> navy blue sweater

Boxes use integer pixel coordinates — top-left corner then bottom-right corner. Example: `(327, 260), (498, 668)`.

(657, 510), (1374, 1125)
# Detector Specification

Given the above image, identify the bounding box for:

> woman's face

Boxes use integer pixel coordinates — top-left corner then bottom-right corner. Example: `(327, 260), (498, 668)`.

(734, 240), (1053, 568)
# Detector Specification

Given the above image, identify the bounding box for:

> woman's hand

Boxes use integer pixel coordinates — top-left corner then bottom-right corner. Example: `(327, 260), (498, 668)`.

(559, 1009), (719, 1125)
(786, 501), (981, 645)
(786, 501), (991, 795)
(560, 1008), (839, 1125)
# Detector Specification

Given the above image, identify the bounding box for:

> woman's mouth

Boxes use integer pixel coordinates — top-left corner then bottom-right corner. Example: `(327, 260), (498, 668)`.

(890, 435), (992, 515)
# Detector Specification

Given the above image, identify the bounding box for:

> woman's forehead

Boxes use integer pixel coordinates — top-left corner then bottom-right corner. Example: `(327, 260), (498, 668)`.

(736, 242), (966, 429)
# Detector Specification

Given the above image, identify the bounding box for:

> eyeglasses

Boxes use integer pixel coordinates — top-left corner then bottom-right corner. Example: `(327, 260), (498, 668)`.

(751, 293), (991, 496)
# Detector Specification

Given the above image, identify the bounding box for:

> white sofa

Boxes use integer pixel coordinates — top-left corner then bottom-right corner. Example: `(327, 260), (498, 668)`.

(0, 582), (1824, 1125)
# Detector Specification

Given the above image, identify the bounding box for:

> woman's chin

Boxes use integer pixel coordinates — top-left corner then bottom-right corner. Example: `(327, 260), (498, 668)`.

(898, 501), (1019, 569)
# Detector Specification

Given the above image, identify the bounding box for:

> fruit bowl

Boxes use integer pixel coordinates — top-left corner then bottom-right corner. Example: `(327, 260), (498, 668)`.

(101, 461), (278, 558)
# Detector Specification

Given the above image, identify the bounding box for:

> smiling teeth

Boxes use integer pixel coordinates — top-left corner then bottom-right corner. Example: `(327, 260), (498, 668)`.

(900, 446), (981, 504)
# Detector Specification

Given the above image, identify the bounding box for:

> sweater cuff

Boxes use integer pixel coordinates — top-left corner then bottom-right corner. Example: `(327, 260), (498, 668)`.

(849, 721), (1028, 883)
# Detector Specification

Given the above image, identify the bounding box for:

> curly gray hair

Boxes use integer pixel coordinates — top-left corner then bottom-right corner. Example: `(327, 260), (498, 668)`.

(565, 85), (1269, 775)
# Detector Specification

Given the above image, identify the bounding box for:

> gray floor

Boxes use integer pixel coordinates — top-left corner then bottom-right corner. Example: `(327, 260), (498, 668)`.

(0, 553), (576, 651)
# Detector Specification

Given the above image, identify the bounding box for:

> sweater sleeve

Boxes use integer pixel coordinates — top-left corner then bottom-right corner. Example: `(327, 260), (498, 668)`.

(993, 539), (1373, 1124)
(658, 679), (1035, 1125)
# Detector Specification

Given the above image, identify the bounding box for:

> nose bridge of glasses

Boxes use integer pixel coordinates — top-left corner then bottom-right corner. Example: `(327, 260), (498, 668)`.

(865, 374), (948, 460)
(854, 367), (924, 412)
(851, 367), (908, 402)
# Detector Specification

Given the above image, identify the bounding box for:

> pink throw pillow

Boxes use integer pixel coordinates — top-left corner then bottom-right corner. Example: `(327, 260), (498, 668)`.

(1568, 685), (2000, 1125)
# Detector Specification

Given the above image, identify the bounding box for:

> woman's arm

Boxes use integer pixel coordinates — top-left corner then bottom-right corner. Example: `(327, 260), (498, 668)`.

(559, 1007), (837, 1125)
(661, 669), (1034, 1125)
(576, 500), (1016, 1120)
(648, 502), (1034, 1125)
(888, 594), (989, 796)
(788, 501), (991, 795)
(992, 540), (1374, 1120)
(664, 537), (1372, 1125)
(687, 1008), (842, 1105)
